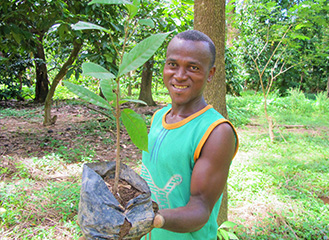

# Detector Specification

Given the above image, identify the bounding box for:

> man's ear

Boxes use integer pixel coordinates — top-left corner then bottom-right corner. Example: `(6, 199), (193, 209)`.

(207, 66), (216, 83)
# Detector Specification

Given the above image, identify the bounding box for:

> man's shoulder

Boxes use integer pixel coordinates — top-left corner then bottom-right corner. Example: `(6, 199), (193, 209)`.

(150, 104), (171, 126)
(199, 106), (225, 122)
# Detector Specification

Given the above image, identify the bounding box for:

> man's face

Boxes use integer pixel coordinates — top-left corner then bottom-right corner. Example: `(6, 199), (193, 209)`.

(163, 38), (215, 107)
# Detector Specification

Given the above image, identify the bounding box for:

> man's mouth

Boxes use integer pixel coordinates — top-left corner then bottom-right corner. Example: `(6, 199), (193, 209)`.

(173, 85), (188, 89)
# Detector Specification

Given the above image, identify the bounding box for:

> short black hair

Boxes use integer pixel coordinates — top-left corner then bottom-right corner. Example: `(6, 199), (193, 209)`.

(174, 30), (216, 67)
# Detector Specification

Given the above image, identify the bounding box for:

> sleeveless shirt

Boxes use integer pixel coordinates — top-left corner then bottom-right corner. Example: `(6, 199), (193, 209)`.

(141, 104), (238, 240)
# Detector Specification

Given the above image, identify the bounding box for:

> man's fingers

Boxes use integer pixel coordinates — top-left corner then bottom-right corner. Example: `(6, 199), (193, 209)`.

(153, 214), (165, 228)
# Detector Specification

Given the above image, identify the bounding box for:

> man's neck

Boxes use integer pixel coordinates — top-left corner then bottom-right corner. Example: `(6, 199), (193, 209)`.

(166, 99), (208, 124)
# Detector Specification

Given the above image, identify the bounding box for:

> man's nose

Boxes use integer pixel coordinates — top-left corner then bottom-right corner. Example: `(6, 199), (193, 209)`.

(174, 67), (188, 81)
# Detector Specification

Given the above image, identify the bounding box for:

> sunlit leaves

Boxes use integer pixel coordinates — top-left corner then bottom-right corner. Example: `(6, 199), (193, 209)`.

(82, 62), (116, 80)
(71, 21), (109, 32)
(89, 0), (132, 5)
(121, 109), (148, 152)
(126, 0), (140, 18)
(118, 32), (171, 76)
(63, 81), (112, 111)
(138, 19), (155, 28)
(100, 79), (115, 104)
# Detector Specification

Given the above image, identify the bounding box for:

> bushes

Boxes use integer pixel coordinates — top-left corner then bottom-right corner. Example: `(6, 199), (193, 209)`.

(227, 89), (329, 128)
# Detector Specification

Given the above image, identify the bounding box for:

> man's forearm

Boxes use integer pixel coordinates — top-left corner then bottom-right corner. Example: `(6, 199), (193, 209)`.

(156, 198), (211, 233)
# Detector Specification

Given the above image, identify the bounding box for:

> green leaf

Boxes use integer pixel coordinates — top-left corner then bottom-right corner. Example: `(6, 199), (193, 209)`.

(121, 109), (148, 152)
(63, 81), (112, 111)
(182, 0), (194, 4)
(100, 79), (115, 104)
(71, 21), (109, 32)
(120, 98), (147, 105)
(12, 32), (22, 44)
(66, 68), (74, 79)
(139, 19), (154, 28)
(126, 0), (140, 18)
(219, 229), (229, 240)
(82, 62), (116, 79)
(291, 33), (310, 41)
(219, 221), (238, 229)
(295, 24), (305, 30)
(118, 32), (172, 77)
(89, 0), (132, 5)
(227, 231), (239, 240)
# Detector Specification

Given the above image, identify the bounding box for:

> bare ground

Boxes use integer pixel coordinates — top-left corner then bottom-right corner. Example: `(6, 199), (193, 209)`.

(0, 100), (163, 239)
(1, 100), (328, 239)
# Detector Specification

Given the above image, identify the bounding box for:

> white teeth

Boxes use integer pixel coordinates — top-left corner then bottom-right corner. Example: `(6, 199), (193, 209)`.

(174, 85), (187, 89)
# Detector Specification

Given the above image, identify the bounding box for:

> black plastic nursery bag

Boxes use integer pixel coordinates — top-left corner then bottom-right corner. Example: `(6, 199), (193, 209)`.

(78, 161), (154, 240)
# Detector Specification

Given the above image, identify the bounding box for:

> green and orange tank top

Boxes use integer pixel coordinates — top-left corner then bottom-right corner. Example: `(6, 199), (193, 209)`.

(141, 104), (238, 240)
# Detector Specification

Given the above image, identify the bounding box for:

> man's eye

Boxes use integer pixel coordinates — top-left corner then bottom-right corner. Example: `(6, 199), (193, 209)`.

(190, 66), (199, 70)
(168, 62), (176, 67)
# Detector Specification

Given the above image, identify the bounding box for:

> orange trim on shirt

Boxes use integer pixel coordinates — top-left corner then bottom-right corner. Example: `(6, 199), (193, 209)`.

(162, 105), (213, 130)
(193, 119), (239, 162)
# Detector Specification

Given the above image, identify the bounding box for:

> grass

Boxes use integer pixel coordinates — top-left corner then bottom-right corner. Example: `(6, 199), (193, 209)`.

(0, 107), (43, 120)
(227, 89), (329, 239)
(1, 88), (328, 239)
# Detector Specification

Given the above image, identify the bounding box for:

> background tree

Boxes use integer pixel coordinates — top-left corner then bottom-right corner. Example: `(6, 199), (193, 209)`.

(137, 0), (193, 105)
(139, 56), (156, 105)
(43, 2), (122, 125)
(0, 0), (121, 104)
(0, 0), (70, 102)
(194, 0), (229, 225)
(229, 0), (329, 96)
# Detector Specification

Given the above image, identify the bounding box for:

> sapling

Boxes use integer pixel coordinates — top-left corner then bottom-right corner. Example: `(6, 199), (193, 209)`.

(64, 0), (170, 194)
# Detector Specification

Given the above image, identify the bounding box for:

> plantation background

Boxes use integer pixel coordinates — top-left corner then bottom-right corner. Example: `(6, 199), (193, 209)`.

(1, 0), (329, 239)
(1, 89), (328, 239)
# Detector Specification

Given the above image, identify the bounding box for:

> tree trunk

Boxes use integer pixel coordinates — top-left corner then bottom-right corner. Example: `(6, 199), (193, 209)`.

(34, 36), (49, 103)
(300, 72), (304, 91)
(138, 57), (156, 106)
(194, 0), (228, 226)
(43, 40), (83, 126)
(264, 97), (274, 143)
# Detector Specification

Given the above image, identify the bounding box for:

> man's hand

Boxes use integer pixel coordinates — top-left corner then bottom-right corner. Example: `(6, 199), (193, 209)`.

(153, 214), (165, 228)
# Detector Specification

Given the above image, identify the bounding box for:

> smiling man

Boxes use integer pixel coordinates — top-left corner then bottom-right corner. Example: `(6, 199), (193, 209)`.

(140, 30), (239, 240)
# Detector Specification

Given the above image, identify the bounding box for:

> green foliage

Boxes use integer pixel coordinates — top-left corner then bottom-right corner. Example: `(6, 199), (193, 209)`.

(217, 221), (239, 240)
(226, 91), (264, 127)
(285, 88), (313, 114)
(0, 178), (80, 237)
(231, 0), (329, 95)
(65, 1), (170, 153)
(0, 56), (33, 100)
(42, 142), (96, 163)
(64, 34), (171, 152)
(227, 89), (329, 128)
(227, 93), (329, 239)
(121, 108), (148, 151)
(64, 81), (113, 112)
(1, 92), (328, 239)
(118, 33), (171, 77)
(0, 107), (42, 119)
(225, 46), (244, 96)
(0, 0), (122, 101)
(314, 91), (329, 113)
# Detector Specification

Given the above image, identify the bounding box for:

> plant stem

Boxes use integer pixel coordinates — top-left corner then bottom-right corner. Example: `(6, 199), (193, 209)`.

(113, 76), (121, 195)
(112, 17), (131, 195)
